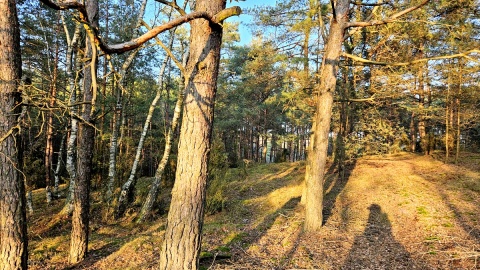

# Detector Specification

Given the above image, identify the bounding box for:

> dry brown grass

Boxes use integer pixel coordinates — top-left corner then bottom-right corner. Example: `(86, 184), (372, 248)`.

(27, 152), (480, 269)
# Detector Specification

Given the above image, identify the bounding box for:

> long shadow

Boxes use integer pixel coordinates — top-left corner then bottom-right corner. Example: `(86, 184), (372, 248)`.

(322, 159), (357, 225)
(63, 241), (123, 270)
(410, 154), (480, 243)
(437, 188), (480, 243)
(205, 196), (302, 267)
(342, 204), (425, 269)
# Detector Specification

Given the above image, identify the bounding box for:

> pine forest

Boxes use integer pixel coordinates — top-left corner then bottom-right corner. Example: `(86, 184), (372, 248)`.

(0, 0), (479, 269)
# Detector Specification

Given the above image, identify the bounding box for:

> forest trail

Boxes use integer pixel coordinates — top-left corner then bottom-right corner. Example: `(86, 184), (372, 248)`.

(28, 152), (479, 269)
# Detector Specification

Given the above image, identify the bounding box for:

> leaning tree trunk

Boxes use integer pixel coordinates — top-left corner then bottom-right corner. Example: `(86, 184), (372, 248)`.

(303, 0), (348, 232)
(0, 0), (28, 268)
(136, 78), (184, 222)
(69, 0), (98, 263)
(114, 17), (177, 219)
(159, 0), (227, 268)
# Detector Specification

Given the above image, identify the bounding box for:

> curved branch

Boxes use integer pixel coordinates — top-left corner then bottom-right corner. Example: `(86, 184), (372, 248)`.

(39, 0), (242, 54)
(346, 0), (429, 28)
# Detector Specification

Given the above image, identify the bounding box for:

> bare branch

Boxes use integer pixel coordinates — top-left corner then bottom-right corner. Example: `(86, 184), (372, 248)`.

(346, 0), (429, 28)
(155, 0), (187, 16)
(342, 49), (480, 66)
(350, 1), (391, 7)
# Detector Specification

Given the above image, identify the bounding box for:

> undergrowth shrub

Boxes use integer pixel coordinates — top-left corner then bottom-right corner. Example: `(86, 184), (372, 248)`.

(345, 118), (408, 158)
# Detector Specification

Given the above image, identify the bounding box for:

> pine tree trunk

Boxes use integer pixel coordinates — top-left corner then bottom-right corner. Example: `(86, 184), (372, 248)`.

(69, 0), (98, 263)
(304, 0), (348, 232)
(0, 0), (28, 268)
(159, 1), (225, 268)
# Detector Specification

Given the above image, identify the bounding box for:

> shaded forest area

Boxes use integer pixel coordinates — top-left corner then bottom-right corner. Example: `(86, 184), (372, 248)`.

(0, 0), (479, 269)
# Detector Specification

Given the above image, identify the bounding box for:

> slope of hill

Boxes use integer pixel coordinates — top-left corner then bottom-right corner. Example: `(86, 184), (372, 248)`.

(28, 152), (479, 269)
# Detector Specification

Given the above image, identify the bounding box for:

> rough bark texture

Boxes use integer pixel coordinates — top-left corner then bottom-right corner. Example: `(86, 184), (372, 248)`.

(159, 0), (225, 268)
(304, 0), (348, 232)
(0, 0), (28, 268)
(69, 0), (98, 263)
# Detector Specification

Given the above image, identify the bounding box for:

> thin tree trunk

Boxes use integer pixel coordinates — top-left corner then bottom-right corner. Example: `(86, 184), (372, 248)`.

(137, 85), (184, 222)
(114, 12), (179, 217)
(105, 0), (148, 205)
(410, 112), (416, 152)
(115, 38), (175, 219)
(45, 15), (60, 204)
(0, 0), (28, 268)
(159, 0), (226, 268)
(69, 0), (98, 263)
(455, 97), (461, 164)
(445, 74), (450, 163)
(61, 20), (81, 216)
(455, 63), (462, 164)
(54, 132), (67, 194)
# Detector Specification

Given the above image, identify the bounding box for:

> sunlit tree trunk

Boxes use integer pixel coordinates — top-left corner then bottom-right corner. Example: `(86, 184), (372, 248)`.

(304, 0), (348, 232)
(159, 0), (226, 268)
(410, 112), (416, 152)
(0, 0), (28, 268)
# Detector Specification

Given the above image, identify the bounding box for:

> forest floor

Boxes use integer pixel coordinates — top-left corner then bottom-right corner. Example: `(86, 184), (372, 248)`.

(28, 152), (480, 269)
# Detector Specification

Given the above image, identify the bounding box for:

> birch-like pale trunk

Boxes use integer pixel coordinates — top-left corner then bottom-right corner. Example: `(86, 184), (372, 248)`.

(114, 50), (171, 218)
(136, 75), (184, 222)
(61, 20), (81, 215)
(105, 0), (148, 205)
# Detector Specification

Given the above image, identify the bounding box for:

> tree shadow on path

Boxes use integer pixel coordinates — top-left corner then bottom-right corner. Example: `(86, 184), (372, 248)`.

(323, 160), (357, 225)
(342, 204), (427, 270)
